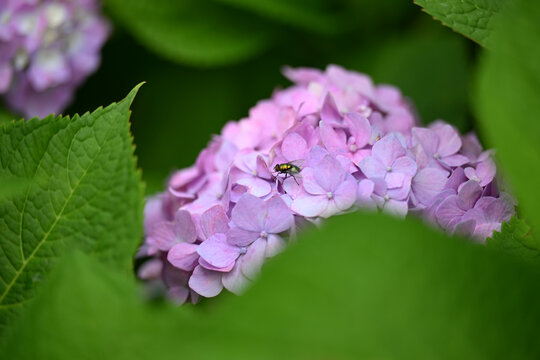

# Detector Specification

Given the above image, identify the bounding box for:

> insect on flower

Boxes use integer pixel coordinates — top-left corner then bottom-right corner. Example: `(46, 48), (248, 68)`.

(273, 160), (303, 185)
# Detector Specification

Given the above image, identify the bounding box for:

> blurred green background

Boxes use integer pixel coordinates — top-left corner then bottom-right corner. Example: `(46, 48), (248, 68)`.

(67, 0), (476, 195)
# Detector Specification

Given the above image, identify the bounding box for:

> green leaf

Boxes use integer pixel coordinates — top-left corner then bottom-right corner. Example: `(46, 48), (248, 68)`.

(476, 1), (540, 239)
(0, 178), (30, 202)
(414, 0), (504, 46)
(487, 217), (540, 264)
(0, 251), (180, 360)
(0, 85), (144, 335)
(105, 0), (276, 66)
(4, 213), (540, 359)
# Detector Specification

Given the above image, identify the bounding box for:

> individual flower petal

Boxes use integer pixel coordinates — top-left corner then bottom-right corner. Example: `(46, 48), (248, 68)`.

(236, 176), (272, 197)
(433, 124), (462, 158)
(440, 154), (469, 167)
(313, 155), (346, 192)
(168, 286), (190, 305)
(227, 227), (260, 247)
(345, 112), (371, 148)
(175, 210), (197, 243)
(291, 193), (327, 217)
(456, 180), (482, 211)
(385, 172), (405, 189)
(200, 205), (229, 239)
(241, 238), (267, 280)
(359, 156), (387, 179)
(320, 92), (342, 123)
(412, 127), (438, 156)
(222, 257), (251, 295)
(265, 234), (286, 257)
(149, 221), (178, 252)
(333, 177), (358, 211)
(168, 243), (199, 271)
(452, 219), (476, 238)
(198, 258), (235, 272)
(197, 233), (241, 269)
(476, 159), (496, 187)
(265, 196), (294, 234)
(436, 195), (464, 229)
(382, 199), (408, 218)
(320, 121), (347, 154)
(391, 156), (418, 177)
(282, 132), (307, 161)
(301, 167), (326, 195)
(189, 266), (224, 297)
(373, 134), (407, 167)
(231, 194), (266, 232)
(412, 167), (449, 205)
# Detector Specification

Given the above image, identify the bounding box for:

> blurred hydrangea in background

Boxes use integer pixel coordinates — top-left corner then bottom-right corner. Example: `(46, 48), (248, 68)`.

(140, 65), (515, 304)
(0, 0), (109, 118)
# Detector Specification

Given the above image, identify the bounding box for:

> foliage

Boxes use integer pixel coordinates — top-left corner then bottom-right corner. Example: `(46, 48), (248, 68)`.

(488, 217), (540, 264)
(476, 0), (540, 240)
(0, 86), (143, 335)
(3, 213), (540, 359)
(414, 0), (504, 46)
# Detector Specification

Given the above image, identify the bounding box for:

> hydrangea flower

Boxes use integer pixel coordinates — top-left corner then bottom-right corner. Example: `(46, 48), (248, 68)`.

(140, 65), (516, 303)
(0, 0), (109, 118)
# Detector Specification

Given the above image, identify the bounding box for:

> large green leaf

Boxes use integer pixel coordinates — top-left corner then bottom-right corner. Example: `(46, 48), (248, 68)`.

(0, 85), (144, 335)
(488, 217), (540, 264)
(414, 0), (504, 46)
(3, 213), (540, 359)
(476, 1), (540, 238)
(105, 0), (276, 66)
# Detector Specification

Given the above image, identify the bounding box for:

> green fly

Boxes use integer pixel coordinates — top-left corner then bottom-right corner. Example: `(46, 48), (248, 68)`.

(273, 160), (303, 185)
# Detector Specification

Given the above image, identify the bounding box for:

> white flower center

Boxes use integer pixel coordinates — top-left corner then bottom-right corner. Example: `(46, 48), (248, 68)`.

(349, 144), (358, 153)
(384, 195), (390, 201)
(260, 231), (268, 239)
(45, 3), (68, 28)
(13, 49), (29, 70)
(34, 50), (64, 71)
(251, 170), (257, 176)
(326, 192), (333, 199)
(1, 11), (11, 24)
(386, 166), (392, 172)
(434, 152), (441, 160)
(18, 14), (37, 35)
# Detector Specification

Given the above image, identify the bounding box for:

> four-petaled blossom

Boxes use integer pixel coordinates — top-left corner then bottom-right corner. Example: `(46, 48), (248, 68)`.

(228, 194), (294, 279)
(291, 154), (357, 218)
(413, 124), (469, 168)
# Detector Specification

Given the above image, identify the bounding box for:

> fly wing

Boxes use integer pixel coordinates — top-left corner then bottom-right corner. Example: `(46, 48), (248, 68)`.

(289, 159), (306, 169)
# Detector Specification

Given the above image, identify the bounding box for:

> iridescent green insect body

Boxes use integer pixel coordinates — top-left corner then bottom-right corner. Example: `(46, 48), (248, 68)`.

(273, 162), (302, 185)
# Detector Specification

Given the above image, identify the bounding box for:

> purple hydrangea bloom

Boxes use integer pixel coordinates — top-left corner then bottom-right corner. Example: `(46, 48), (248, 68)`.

(139, 65), (516, 303)
(0, 0), (109, 118)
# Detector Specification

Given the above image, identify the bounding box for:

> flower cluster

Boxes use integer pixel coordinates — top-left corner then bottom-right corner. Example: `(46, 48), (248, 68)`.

(0, 0), (109, 118)
(140, 65), (515, 304)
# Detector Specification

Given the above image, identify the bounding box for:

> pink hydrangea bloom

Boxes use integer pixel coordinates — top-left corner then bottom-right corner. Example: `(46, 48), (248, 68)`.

(0, 0), (109, 118)
(140, 65), (515, 303)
